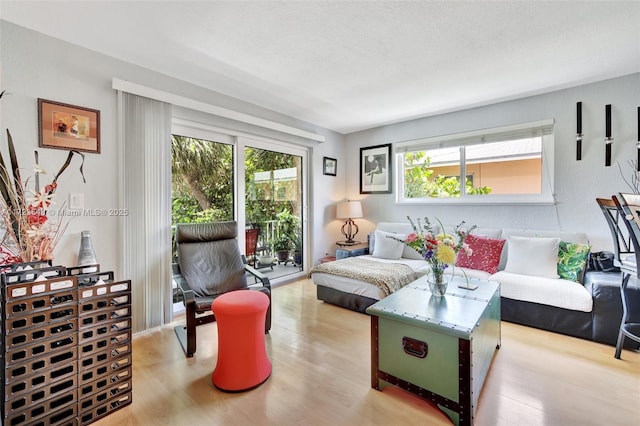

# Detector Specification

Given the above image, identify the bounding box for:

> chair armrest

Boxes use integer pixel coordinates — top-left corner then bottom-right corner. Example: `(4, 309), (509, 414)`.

(244, 264), (271, 291)
(172, 263), (196, 306)
(244, 264), (272, 332)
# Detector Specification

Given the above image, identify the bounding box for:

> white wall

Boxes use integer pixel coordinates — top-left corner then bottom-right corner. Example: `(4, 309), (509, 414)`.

(2, 20), (636, 271)
(345, 73), (640, 252)
(0, 21), (345, 274)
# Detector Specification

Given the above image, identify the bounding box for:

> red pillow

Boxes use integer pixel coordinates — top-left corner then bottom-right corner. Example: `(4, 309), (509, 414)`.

(456, 234), (506, 274)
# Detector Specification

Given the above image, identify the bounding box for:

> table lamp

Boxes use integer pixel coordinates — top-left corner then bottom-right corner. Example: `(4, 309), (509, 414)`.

(336, 200), (363, 245)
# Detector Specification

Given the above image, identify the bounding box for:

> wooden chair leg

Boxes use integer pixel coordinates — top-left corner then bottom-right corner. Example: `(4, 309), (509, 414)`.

(255, 287), (271, 333)
(174, 302), (197, 357)
(265, 302), (272, 333)
(186, 302), (196, 357)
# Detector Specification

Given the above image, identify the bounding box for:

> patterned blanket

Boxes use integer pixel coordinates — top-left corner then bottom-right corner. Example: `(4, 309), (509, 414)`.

(310, 257), (420, 296)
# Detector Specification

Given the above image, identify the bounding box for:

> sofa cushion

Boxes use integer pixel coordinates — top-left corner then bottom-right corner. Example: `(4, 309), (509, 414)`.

(456, 234), (505, 274)
(471, 227), (503, 239)
(375, 222), (424, 260)
(446, 265), (493, 280)
(498, 228), (589, 271)
(501, 228), (590, 244)
(372, 230), (405, 260)
(491, 270), (593, 312)
(504, 235), (560, 279)
(557, 241), (591, 283)
(443, 225), (502, 239)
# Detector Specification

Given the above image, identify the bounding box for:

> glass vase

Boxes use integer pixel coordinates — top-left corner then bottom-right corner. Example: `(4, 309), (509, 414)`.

(427, 269), (449, 298)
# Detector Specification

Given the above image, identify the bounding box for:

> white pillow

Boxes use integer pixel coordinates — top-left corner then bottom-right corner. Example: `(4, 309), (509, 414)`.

(504, 235), (560, 279)
(402, 244), (425, 260)
(372, 230), (406, 260)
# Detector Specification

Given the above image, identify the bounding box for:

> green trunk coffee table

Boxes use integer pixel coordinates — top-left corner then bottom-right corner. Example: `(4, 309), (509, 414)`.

(367, 275), (500, 426)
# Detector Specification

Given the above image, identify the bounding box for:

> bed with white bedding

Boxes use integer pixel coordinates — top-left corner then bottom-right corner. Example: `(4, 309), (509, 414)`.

(311, 222), (427, 312)
(311, 255), (429, 307)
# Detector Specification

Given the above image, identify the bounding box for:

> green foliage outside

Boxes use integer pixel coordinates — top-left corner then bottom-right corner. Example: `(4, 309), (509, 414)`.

(171, 136), (301, 251)
(272, 209), (301, 251)
(244, 147), (300, 229)
(171, 135), (234, 224)
(171, 194), (224, 224)
(404, 152), (492, 198)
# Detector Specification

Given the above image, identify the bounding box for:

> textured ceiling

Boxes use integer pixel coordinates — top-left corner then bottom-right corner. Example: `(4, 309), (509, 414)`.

(1, 1), (639, 134)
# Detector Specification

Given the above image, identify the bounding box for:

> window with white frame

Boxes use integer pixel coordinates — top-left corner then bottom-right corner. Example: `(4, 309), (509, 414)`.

(396, 119), (555, 205)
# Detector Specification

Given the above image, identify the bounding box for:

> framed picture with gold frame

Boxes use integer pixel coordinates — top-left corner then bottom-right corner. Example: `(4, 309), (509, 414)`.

(38, 98), (100, 153)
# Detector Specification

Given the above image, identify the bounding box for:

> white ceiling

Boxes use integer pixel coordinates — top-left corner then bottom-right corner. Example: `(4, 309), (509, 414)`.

(1, 1), (639, 134)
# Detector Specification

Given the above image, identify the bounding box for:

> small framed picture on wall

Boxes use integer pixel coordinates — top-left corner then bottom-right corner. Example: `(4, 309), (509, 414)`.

(38, 98), (100, 153)
(360, 143), (391, 194)
(323, 157), (337, 176)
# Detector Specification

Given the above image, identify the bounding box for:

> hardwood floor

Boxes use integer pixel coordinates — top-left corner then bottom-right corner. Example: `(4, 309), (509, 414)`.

(97, 278), (640, 426)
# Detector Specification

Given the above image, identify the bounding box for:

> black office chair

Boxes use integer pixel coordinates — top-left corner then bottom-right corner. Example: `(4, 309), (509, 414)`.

(611, 194), (640, 359)
(173, 221), (271, 358)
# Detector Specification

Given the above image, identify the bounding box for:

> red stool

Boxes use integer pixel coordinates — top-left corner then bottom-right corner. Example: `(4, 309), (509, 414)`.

(211, 290), (271, 392)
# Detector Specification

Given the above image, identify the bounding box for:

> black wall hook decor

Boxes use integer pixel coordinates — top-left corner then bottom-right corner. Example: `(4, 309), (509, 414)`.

(605, 104), (613, 167)
(576, 101), (583, 161)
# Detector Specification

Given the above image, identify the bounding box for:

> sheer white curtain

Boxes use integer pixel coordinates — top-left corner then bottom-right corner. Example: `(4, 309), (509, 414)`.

(119, 92), (172, 332)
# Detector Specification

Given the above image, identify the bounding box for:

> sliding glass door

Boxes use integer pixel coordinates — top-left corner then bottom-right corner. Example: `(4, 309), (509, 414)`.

(170, 122), (309, 292)
(244, 145), (304, 280)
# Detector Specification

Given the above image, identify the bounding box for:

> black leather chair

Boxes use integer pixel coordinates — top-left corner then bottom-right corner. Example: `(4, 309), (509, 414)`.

(611, 194), (640, 359)
(173, 221), (271, 358)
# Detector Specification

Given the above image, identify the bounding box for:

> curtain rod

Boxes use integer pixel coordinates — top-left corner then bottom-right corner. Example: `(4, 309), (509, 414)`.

(112, 78), (325, 143)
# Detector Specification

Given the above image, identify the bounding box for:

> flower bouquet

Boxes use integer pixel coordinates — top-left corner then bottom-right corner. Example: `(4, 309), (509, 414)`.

(402, 216), (476, 297)
(0, 125), (85, 264)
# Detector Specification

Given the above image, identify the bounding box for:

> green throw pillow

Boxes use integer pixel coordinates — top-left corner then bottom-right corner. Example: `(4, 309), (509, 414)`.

(557, 241), (590, 283)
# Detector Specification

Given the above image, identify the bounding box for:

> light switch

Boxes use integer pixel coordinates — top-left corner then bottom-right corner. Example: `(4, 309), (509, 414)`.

(69, 192), (84, 209)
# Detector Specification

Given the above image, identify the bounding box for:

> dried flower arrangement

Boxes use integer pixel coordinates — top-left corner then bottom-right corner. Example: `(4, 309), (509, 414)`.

(0, 90), (86, 263)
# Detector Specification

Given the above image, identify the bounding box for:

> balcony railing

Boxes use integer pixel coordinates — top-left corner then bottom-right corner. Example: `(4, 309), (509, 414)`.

(251, 220), (297, 253)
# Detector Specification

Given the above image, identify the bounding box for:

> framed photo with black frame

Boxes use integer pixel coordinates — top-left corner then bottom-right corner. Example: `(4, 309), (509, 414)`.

(360, 143), (391, 194)
(323, 156), (337, 176)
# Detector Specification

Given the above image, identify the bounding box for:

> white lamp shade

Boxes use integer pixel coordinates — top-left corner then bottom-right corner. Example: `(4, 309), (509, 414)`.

(336, 200), (363, 219)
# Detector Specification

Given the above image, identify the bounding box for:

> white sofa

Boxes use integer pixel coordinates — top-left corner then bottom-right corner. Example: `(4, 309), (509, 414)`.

(312, 222), (634, 346)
